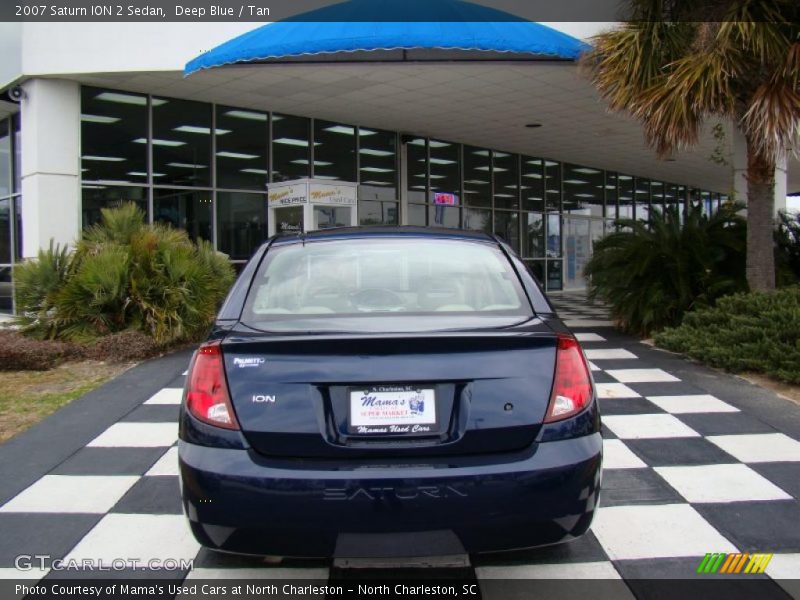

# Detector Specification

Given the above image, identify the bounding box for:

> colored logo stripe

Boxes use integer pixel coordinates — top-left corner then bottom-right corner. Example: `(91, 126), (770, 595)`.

(697, 553), (773, 574)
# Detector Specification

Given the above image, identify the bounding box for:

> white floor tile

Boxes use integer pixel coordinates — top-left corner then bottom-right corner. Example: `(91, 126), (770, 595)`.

(88, 422), (178, 447)
(585, 349), (638, 360)
(64, 514), (199, 567)
(602, 414), (700, 439)
(707, 433), (800, 463)
(575, 333), (606, 342)
(766, 553), (800, 580)
(655, 464), (792, 503)
(647, 395), (739, 414)
(603, 439), (647, 469)
(476, 561), (621, 579)
(565, 320), (616, 328)
(145, 388), (184, 405)
(607, 369), (680, 383)
(0, 475), (138, 514)
(595, 383), (641, 399)
(591, 504), (737, 560)
(187, 567), (330, 579)
(146, 447), (180, 476)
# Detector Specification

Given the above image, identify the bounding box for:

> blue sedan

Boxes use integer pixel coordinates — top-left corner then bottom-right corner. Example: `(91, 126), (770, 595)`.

(179, 227), (601, 558)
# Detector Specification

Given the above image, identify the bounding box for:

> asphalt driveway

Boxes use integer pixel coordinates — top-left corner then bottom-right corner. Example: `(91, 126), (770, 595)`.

(1, 293), (798, 598)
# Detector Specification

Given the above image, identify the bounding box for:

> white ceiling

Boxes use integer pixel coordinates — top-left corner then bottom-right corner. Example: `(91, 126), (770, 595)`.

(59, 61), (800, 193)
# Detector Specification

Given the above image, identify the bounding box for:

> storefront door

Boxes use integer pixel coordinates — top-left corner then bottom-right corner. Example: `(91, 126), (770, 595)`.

(563, 216), (605, 291)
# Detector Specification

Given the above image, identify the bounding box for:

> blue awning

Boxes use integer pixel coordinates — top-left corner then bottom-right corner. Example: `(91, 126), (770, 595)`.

(185, 0), (589, 76)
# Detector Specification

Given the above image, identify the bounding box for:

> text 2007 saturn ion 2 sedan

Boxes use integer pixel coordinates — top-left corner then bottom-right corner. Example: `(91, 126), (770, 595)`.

(179, 226), (601, 558)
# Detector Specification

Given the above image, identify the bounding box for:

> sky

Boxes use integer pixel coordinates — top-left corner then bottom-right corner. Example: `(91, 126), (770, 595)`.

(788, 196), (800, 214)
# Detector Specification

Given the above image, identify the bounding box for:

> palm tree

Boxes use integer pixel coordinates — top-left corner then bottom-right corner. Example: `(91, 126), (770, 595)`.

(581, 0), (799, 291)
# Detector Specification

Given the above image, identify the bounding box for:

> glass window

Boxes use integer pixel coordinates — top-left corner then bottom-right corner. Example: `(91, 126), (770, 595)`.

(429, 204), (460, 228)
(546, 213), (561, 258)
(272, 114), (310, 182)
(12, 113), (20, 194)
(81, 87), (148, 185)
(522, 212), (545, 258)
(0, 198), (10, 264)
(151, 96), (212, 187)
(493, 152), (519, 210)
(563, 163), (604, 217)
(313, 119), (356, 182)
(635, 177), (651, 222)
(544, 161), (561, 212)
(215, 106), (269, 191)
(81, 185), (148, 229)
(650, 181), (665, 215)
(154, 188), (212, 242)
(359, 200), (398, 225)
(521, 157), (544, 212)
(617, 175), (634, 220)
(358, 128), (397, 200)
(547, 260), (563, 291)
(407, 202), (427, 226)
(242, 238), (533, 333)
(463, 146), (491, 207)
(664, 183), (680, 214)
(428, 140), (460, 203)
(0, 119), (10, 199)
(494, 211), (520, 252)
(217, 191), (267, 260)
(406, 138), (427, 204)
(462, 208), (492, 235)
(14, 196), (21, 260)
(605, 172), (619, 219)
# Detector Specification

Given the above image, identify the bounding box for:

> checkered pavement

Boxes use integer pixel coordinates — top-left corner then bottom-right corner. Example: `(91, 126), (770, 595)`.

(1, 292), (799, 596)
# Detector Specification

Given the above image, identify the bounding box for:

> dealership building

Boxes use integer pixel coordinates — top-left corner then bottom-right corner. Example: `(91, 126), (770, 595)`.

(1, 2), (797, 313)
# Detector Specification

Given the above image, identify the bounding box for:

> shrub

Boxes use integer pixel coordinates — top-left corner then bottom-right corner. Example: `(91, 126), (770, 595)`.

(655, 287), (800, 384)
(585, 203), (747, 336)
(85, 330), (161, 363)
(776, 211), (800, 286)
(15, 203), (236, 345)
(0, 330), (85, 371)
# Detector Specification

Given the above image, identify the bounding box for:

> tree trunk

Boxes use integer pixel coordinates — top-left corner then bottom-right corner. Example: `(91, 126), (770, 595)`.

(745, 134), (776, 291)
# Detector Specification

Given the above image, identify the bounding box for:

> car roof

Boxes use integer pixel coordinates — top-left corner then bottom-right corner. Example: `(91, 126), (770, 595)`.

(270, 225), (498, 246)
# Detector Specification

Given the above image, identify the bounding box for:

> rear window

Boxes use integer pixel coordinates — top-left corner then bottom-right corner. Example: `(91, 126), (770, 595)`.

(241, 237), (533, 333)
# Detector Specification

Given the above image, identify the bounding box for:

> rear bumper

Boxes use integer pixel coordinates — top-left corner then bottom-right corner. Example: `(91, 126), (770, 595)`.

(179, 434), (602, 558)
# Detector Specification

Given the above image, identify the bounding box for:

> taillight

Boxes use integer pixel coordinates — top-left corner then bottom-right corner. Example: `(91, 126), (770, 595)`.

(185, 341), (239, 430)
(544, 335), (593, 423)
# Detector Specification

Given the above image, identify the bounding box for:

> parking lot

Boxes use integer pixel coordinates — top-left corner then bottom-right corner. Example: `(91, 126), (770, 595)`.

(1, 293), (798, 598)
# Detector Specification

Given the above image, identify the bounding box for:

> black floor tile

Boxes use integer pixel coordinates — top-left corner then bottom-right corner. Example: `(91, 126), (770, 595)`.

(624, 438), (739, 467)
(121, 405), (180, 423)
(51, 447), (166, 476)
(599, 468), (684, 507)
(694, 500), (800, 552)
(676, 413), (776, 436)
(750, 463), (800, 500)
(472, 531), (609, 566)
(110, 476), (182, 514)
(0, 514), (102, 566)
(599, 397), (666, 415)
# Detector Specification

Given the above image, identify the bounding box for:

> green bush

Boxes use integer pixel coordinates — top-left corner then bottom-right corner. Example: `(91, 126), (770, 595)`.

(776, 211), (800, 286)
(15, 203), (236, 345)
(655, 287), (800, 383)
(585, 203), (747, 336)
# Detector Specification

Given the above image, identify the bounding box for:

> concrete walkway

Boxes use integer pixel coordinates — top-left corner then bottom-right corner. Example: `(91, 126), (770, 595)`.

(0, 294), (798, 597)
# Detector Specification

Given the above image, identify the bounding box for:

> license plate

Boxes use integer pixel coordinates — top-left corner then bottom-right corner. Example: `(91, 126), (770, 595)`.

(349, 386), (436, 435)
